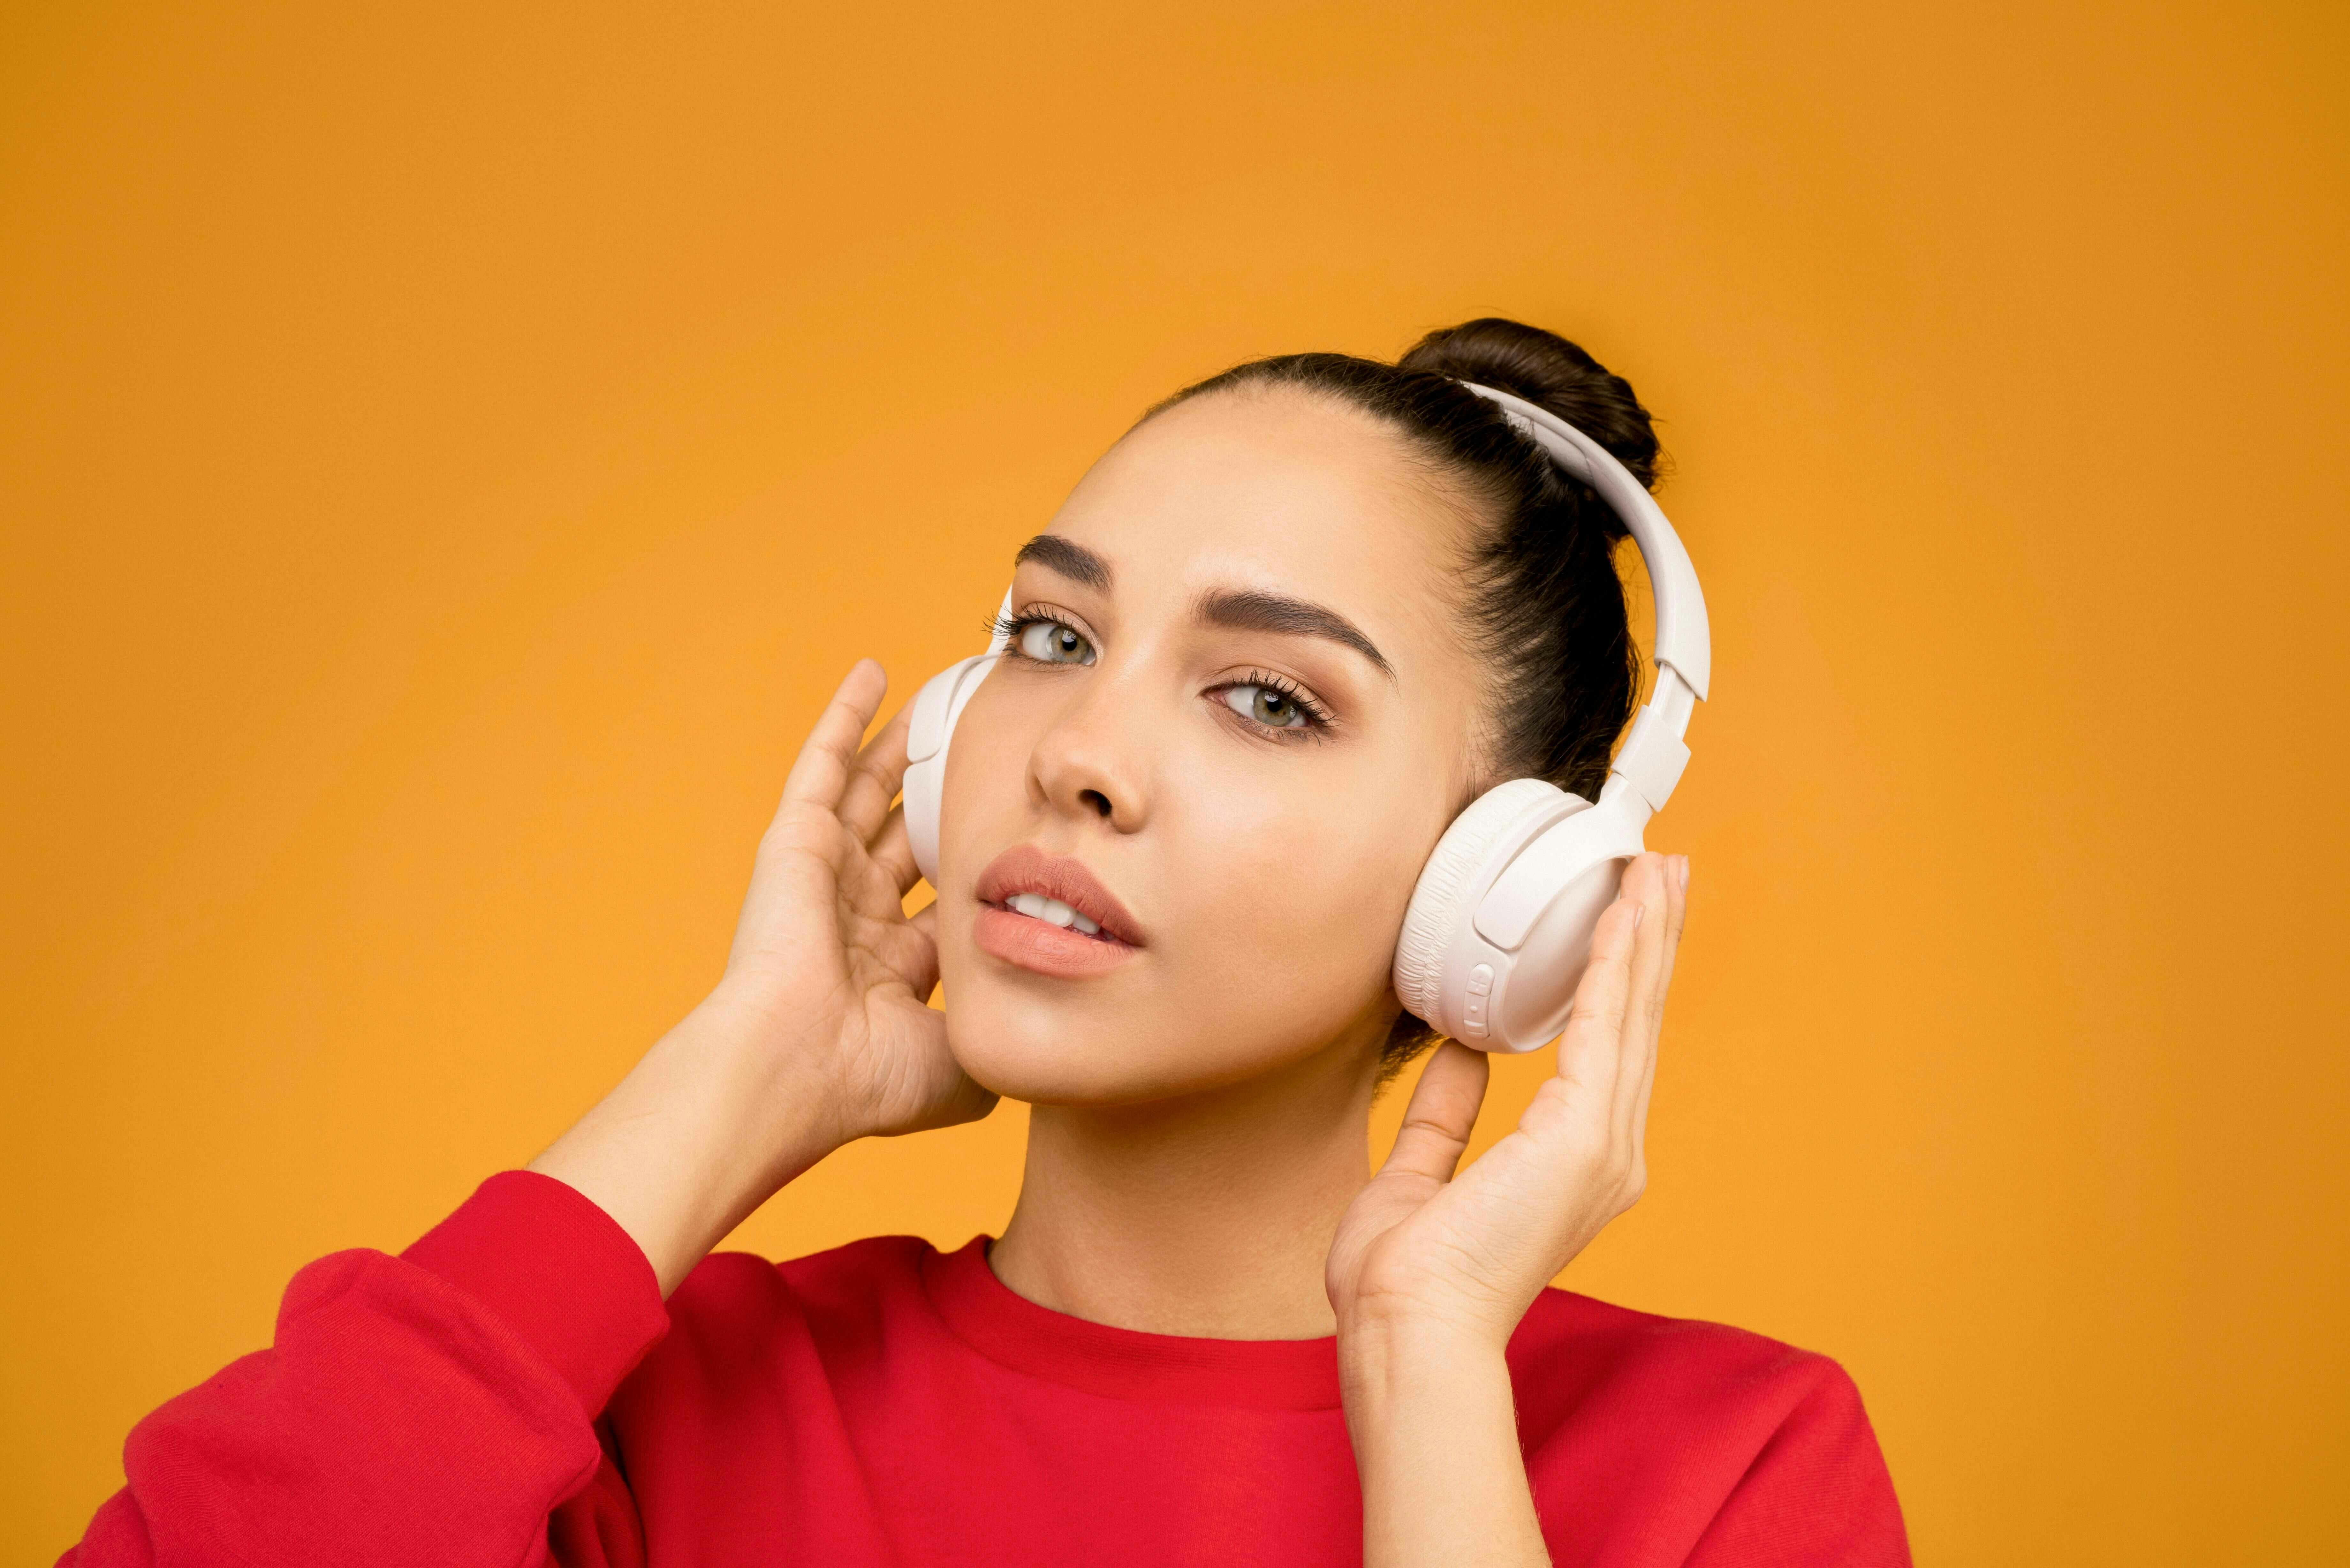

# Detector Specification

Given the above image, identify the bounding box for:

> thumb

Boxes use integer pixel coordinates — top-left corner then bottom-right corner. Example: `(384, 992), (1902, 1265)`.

(1376, 1042), (1490, 1187)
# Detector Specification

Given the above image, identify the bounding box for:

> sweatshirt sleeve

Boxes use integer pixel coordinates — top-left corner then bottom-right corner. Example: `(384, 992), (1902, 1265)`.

(1683, 1357), (1912, 1567)
(57, 1171), (672, 1568)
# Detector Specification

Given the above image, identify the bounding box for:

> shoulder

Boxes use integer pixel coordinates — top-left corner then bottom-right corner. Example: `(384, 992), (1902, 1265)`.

(655, 1234), (952, 1361)
(1513, 1288), (1861, 1382)
(1509, 1285), (1877, 1439)
(1508, 1289), (1908, 1559)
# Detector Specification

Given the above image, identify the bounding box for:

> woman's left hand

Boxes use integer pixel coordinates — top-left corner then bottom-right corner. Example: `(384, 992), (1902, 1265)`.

(1326, 850), (1689, 1352)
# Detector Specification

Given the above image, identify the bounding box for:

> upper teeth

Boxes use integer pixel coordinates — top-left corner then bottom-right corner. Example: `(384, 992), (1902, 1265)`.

(1006, 892), (1101, 935)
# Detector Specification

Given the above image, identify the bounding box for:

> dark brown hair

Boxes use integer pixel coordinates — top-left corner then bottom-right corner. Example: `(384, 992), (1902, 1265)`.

(1152, 317), (1664, 1076)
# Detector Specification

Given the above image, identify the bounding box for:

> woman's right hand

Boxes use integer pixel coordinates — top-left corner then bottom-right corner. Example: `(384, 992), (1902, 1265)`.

(529, 659), (996, 1295)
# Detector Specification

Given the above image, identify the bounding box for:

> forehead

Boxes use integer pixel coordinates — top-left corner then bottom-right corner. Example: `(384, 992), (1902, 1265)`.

(1042, 387), (1471, 640)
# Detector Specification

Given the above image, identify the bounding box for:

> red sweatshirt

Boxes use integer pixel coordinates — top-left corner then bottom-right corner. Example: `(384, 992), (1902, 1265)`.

(61, 1170), (1909, 1566)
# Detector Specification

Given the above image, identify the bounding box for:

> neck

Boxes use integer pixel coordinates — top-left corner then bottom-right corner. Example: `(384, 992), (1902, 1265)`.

(988, 1018), (1390, 1340)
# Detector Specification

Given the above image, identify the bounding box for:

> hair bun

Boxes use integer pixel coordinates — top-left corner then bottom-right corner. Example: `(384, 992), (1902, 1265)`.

(1398, 317), (1662, 494)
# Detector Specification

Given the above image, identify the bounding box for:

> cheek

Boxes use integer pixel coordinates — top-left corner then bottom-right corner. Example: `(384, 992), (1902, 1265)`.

(931, 685), (1033, 894)
(930, 698), (1026, 981)
(1153, 750), (1434, 1023)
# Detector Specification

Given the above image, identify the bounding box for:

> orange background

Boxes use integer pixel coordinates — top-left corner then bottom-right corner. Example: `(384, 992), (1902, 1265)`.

(4, 2), (2345, 1560)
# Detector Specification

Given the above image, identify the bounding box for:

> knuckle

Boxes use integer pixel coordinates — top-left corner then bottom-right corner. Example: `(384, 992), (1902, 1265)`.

(1566, 998), (1626, 1035)
(1621, 1160), (1648, 1206)
(760, 812), (834, 861)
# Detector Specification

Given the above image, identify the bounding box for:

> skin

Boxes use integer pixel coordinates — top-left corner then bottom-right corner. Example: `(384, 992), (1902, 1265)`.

(530, 384), (1690, 1567)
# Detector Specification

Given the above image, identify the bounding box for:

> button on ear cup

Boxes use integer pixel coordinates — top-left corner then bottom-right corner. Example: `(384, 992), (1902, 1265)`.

(1391, 778), (1577, 1026)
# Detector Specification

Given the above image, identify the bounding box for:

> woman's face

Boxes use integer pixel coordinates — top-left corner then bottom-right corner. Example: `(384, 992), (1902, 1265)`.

(933, 386), (1490, 1105)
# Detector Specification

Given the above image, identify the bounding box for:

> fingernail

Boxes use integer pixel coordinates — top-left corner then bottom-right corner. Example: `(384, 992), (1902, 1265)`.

(1675, 856), (1690, 895)
(1630, 902), (1646, 929)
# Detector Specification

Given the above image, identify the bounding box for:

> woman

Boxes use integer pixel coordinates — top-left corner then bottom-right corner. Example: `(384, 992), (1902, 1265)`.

(62, 319), (1908, 1565)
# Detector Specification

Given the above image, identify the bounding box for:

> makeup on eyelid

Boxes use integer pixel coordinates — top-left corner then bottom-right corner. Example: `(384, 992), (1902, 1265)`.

(995, 610), (1340, 739)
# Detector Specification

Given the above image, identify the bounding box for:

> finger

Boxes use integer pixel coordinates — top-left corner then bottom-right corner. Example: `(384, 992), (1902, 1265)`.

(868, 803), (922, 898)
(877, 896), (942, 1000)
(1612, 854), (1675, 1131)
(838, 700), (914, 843)
(1627, 856), (1688, 1156)
(1615, 855), (1684, 1135)
(908, 901), (944, 1005)
(1646, 853), (1689, 1043)
(1376, 1042), (1490, 1186)
(842, 821), (917, 920)
(1555, 890), (1642, 1102)
(1655, 854), (1689, 997)
(776, 660), (889, 817)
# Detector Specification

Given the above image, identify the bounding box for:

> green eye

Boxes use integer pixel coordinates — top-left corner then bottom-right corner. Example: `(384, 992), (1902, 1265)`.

(1221, 684), (1309, 728)
(1016, 620), (1094, 665)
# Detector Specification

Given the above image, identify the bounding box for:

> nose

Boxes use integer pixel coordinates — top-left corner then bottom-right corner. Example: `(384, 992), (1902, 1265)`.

(1027, 672), (1152, 836)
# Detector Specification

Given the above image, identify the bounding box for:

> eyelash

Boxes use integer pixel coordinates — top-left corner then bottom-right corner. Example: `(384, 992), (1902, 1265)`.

(1220, 667), (1336, 739)
(989, 611), (1338, 741)
(987, 607), (1048, 645)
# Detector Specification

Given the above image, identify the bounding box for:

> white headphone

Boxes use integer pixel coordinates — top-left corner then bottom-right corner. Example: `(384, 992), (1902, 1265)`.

(902, 380), (1709, 1053)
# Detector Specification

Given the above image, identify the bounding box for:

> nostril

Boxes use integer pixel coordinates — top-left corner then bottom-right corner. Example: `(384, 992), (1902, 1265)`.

(1080, 789), (1112, 819)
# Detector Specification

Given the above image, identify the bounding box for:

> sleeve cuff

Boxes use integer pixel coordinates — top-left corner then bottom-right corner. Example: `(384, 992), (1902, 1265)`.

(400, 1169), (670, 1420)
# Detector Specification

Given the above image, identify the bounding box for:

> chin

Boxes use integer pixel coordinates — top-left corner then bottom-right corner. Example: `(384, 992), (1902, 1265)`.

(941, 981), (1191, 1106)
(939, 973), (1376, 1112)
(931, 903), (1177, 1103)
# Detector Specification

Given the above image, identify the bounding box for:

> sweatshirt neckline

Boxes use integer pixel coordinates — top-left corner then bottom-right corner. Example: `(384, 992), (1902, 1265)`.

(919, 1235), (1344, 1410)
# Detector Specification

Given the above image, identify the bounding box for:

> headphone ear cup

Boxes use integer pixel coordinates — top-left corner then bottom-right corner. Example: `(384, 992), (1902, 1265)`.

(902, 653), (998, 886)
(1391, 778), (1577, 1027)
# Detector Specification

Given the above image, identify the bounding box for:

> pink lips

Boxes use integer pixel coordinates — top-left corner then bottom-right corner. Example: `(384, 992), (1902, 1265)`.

(972, 844), (1144, 978)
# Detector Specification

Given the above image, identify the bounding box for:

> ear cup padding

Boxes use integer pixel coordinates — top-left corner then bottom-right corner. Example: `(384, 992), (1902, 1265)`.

(903, 653), (998, 886)
(1391, 778), (1574, 1024)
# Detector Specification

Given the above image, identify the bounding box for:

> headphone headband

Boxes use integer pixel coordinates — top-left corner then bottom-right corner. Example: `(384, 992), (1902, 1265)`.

(1454, 381), (1710, 701)
(1454, 380), (1710, 819)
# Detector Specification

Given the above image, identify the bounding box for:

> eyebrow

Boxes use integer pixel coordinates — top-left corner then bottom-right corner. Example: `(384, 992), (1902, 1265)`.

(1194, 587), (1395, 683)
(1012, 532), (1393, 683)
(1013, 533), (1112, 591)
